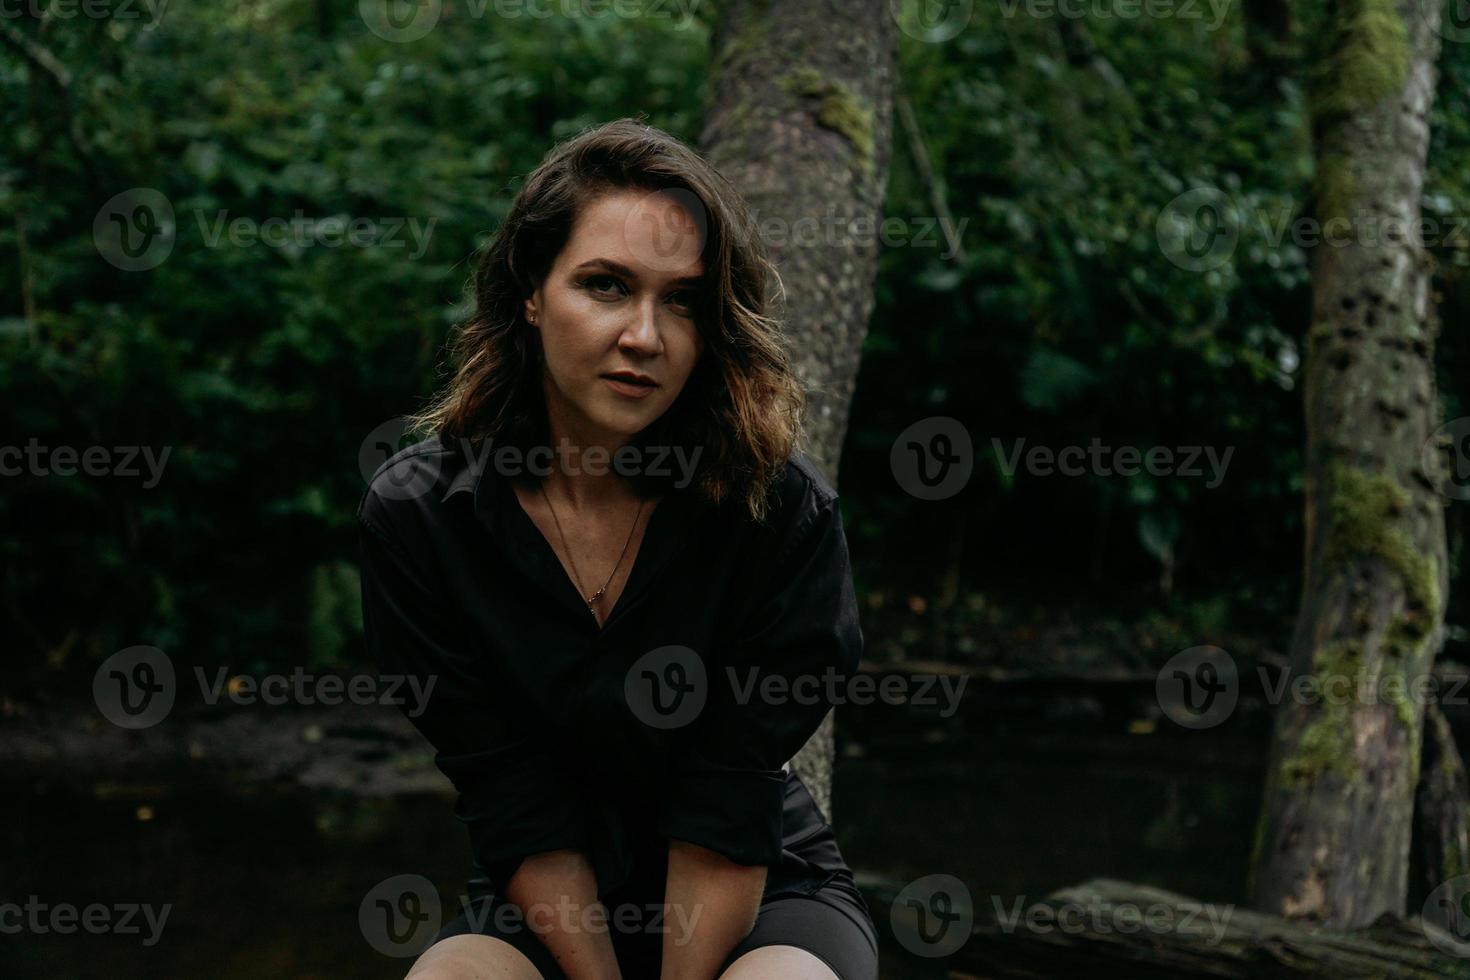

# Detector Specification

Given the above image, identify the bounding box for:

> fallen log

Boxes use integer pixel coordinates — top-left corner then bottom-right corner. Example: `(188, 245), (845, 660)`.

(861, 874), (1470, 979)
(959, 879), (1470, 979)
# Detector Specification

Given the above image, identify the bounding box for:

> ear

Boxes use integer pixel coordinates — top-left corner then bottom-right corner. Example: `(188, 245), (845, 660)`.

(523, 289), (540, 327)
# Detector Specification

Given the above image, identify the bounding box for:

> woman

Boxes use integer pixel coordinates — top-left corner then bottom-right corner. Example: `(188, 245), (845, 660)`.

(358, 118), (878, 980)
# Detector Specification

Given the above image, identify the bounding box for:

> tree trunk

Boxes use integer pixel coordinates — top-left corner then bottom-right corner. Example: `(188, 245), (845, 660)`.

(699, 0), (897, 819)
(1411, 703), (1470, 930)
(1249, 0), (1449, 928)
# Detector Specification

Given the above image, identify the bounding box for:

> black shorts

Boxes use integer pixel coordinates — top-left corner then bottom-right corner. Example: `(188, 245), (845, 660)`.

(433, 870), (879, 980)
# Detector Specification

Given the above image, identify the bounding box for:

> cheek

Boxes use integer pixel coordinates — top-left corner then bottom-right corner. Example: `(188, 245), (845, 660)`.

(681, 323), (707, 369)
(543, 322), (600, 374)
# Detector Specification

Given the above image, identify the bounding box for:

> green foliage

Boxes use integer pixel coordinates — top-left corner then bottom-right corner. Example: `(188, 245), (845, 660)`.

(843, 1), (1469, 631)
(0, 3), (708, 687)
(2, 1), (1467, 689)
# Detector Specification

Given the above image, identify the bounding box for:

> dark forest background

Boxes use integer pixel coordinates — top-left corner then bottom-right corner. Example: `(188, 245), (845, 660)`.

(3, 1), (1467, 692)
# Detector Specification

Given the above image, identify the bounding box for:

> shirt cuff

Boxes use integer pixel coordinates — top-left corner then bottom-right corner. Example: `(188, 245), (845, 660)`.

(656, 767), (787, 866)
(454, 757), (592, 896)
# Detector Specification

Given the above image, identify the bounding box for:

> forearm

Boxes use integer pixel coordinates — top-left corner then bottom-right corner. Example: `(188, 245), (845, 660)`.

(504, 849), (622, 980)
(660, 839), (767, 980)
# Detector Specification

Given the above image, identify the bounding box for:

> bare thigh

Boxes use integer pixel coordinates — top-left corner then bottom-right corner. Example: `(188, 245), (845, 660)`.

(404, 934), (547, 980)
(719, 944), (841, 980)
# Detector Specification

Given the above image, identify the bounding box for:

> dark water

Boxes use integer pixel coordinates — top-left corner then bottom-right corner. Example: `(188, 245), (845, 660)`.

(1, 682), (1271, 979)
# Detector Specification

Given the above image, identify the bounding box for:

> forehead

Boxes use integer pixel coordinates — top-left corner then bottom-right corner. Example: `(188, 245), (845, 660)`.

(561, 189), (706, 280)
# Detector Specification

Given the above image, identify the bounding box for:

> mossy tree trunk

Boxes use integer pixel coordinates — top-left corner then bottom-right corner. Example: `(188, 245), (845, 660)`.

(699, 0), (896, 819)
(1249, 0), (1449, 928)
(1412, 703), (1470, 931)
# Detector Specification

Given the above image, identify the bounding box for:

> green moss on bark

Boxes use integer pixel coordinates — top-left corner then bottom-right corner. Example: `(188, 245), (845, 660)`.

(1282, 640), (1363, 788)
(1310, 0), (1410, 120)
(1324, 462), (1440, 648)
(778, 67), (876, 179)
(1315, 155), (1357, 225)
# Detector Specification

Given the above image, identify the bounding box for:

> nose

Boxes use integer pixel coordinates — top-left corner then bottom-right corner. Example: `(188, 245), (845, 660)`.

(618, 296), (664, 356)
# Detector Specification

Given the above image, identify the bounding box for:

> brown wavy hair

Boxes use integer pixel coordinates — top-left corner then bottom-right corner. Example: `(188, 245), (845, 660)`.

(406, 116), (806, 523)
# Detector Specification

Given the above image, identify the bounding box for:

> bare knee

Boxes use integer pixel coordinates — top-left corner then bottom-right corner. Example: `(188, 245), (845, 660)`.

(718, 944), (840, 980)
(403, 934), (546, 980)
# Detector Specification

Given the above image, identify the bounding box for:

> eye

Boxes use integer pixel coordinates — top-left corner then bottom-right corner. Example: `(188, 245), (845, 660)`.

(580, 274), (626, 298)
(667, 289), (700, 314)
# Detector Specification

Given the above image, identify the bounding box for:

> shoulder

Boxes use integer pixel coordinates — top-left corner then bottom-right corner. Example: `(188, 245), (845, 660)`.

(737, 450), (843, 558)
(775, 450), (839, 512)
(356, 433), (471, 547)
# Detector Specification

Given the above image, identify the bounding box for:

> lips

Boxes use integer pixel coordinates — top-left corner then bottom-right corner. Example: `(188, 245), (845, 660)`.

(602, 372), (658, 388)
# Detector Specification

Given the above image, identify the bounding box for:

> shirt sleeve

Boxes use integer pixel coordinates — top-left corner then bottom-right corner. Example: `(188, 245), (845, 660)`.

(357, 503), (592, 896)
(655, 490), (863, 866)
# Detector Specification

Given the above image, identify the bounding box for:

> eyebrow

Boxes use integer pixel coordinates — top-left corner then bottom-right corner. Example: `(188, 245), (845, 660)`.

(572, 258), (705, 288)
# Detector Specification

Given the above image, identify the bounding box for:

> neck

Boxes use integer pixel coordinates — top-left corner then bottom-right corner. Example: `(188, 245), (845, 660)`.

(538, 419), (644, 513)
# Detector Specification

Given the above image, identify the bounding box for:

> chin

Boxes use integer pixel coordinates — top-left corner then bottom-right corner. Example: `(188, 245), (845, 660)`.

(590, 403), (663, 437)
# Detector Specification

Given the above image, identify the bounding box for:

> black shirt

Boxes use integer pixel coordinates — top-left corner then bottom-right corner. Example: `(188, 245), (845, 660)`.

(356, 435), (864, 903)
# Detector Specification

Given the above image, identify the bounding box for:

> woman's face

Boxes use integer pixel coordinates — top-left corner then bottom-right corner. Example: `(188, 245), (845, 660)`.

(525, 188), (708, 449)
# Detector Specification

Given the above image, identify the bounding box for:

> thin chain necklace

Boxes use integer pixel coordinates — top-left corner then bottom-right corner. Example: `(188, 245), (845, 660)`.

(537, 480), (647, 612)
